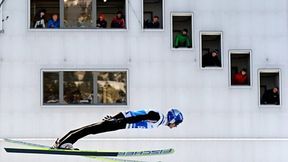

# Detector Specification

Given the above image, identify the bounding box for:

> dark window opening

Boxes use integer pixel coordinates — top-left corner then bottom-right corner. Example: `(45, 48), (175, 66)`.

(143, 0), (163, 29)
(31, 0), (60, 28)
(201, 34), (222, 68)
(230, 52), (251, 86)
(260, 71), (280, 106)
(172, 15), (193, 49)
(96, 0), (126, 29)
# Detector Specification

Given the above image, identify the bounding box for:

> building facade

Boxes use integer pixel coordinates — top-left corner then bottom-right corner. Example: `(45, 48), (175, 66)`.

(0, 0), (288, 161)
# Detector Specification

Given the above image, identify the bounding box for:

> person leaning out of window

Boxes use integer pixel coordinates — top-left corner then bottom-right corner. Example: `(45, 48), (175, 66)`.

(96, 14), (107, 28)
(34, 9), (46, 28)
(232, 68), (248, 85)
(174, 29), (192, 48)
(144, 16), (160, 29)
(202, 49), (221, 67)
(261, 87), (280, 105)
(111, 11), (125, 28)
(48, 14), (60, 29)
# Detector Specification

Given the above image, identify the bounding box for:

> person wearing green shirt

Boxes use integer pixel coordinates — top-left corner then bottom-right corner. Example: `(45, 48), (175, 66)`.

(174, 29), (192, 48)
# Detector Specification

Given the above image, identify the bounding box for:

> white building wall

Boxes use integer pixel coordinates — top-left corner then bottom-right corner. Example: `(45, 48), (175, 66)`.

(0, 0), (288, 161)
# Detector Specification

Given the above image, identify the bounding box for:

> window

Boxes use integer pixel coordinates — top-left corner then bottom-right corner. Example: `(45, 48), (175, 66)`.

(43, 72), (60, 104)
(64, 0), (93, 28)
(96, 0), (126, 29)
(229, 50), (252, 87)
(200, 32), (223, 69)
(142, 0), (164, 30)
(30, 0), (60, 28)
(30, 0), (127, 29)
(258, 69), (281, 107)
(42, 70), (128, 106)
(171, 13), (193, 49)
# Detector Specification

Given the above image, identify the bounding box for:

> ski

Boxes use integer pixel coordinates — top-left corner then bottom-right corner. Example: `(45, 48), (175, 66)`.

(4, 138), (174, 157)
(4, 139), (154, 162)
(4, 147), (174, 157)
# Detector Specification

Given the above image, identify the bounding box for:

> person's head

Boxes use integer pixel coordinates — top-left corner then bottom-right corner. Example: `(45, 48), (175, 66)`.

(39, 9), (46, 17)
(182, 29), (188, 35)
(240, 68), (247, 76)
(152, 16), (159, 23)
(211, 50), (219, 57)
(52, 14), (58, 21)
(116, 11), (123, 18)
(273, 87), (279, 93)
(99, 14), (105, 21)
(167, 109), (183, 129)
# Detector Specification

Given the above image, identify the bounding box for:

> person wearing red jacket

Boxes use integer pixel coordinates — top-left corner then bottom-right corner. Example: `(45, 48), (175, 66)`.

(232, 68), (248, 85)
(111, 11), (125, 28)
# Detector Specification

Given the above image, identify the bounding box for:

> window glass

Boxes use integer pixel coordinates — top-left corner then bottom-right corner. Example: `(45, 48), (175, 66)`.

(64, 0), (93, 28)
(43, 72), (60, 104)
(42, 70), (127, 106)
(63, 71), (93, 104)
(97, 72), (127, 104)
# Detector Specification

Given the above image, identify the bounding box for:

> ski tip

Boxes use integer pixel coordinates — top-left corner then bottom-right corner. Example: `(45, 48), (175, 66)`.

(4, 147), (10, 152)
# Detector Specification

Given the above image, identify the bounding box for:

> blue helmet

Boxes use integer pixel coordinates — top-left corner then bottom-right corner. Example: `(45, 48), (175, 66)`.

(167, 109), (183, 125)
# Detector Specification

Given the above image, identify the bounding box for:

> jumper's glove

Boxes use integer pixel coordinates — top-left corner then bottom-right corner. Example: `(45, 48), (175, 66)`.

(102, 115), (114, 121)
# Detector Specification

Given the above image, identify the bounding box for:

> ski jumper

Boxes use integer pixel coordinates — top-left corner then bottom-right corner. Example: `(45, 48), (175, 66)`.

(57, 110), (166, 146)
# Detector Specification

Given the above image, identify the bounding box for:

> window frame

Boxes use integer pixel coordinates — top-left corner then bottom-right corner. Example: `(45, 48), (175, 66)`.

(28, 0), (129, 31)
(199, 31), (223, 70)
(0, 3), (3, 33)
(170, 12), (194, 51)
(258, 68), (282, 108)
(40, 68), (129, 108)
(228, 49), (253, 88)
(141, 0), (165, 32)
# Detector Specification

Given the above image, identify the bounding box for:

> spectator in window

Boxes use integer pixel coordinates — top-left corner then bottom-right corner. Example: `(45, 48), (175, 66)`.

(232, 68), (248, 85)
(96, 14), (107, 28)
(174, 29), (192, 48)
(111, 11), (125, 28)
(202, 50), (221, 67)
(261, 87), (280, 105)
(34, 9), (46, 28)
(144, 16), (160, 29)
(48, 14), (60, 28)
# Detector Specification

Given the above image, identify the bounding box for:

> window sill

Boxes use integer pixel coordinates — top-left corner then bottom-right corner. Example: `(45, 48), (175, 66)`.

(142, 28), (164, 32)
(229, 85), (252, 89)
(200, 67), (223, 70)
(259, 105), (281, 108)
(28, 28), (128, 32)
(171, 48), (194, 51)
(41, 104), (129, 108)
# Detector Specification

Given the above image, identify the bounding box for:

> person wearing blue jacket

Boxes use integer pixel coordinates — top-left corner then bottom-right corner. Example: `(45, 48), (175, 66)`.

(48, 14), (60, 29)
(52, 109), (184, 150)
